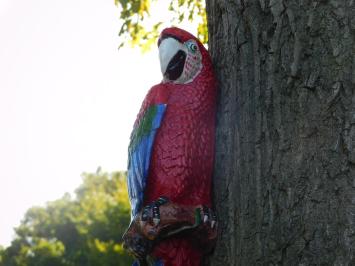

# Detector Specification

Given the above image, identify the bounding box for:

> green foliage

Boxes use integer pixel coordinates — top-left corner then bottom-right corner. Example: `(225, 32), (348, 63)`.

(115, 0), (208, 51)
(0, 246), (4, 265)
(1, 170), (133, 266)
(167, 0), (208, 44)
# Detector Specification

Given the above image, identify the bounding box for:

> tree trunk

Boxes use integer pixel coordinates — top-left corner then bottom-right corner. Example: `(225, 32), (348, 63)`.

(206, 0), (355, 265)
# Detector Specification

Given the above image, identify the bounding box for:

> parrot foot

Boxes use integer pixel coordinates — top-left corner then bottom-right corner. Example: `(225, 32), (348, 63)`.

(123, 198), (218, 260)
(141, 196), (169, 226)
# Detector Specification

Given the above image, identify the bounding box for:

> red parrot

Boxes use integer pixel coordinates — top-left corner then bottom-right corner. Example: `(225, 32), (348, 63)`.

(127, 27), (217, 266)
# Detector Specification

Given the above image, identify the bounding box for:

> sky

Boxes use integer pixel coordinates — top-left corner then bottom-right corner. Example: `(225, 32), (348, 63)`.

(0, 0), (200, 248)
(0, 0), (159, 247)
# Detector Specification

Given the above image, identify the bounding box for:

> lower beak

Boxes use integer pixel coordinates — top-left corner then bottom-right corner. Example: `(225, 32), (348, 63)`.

(164, 50), (186, 81)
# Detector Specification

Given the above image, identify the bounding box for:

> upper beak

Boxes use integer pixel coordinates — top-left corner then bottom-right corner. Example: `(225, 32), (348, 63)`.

(159, 37), (184, 76)
(158, 37), (187, 81)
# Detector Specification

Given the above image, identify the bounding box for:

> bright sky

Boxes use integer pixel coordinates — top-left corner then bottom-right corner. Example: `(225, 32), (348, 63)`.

(0, 0), (200, 248)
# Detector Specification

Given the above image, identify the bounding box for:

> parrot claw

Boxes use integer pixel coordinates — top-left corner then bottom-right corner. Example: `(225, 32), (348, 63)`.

(152, 204), (160, 226)
(140, 196), (169, 226)
(211, 220), (216, 229)
(200, 206), (217, 229)
(204, 215), (209, 223)
(153, 218), (160, 226)
(203, 206), (210, 223)
(211, 212), (217, 229)
(141, 205), (151, 221)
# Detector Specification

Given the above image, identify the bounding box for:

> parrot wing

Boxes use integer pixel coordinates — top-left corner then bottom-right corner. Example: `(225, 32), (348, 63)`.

(127, 103), (167, 218)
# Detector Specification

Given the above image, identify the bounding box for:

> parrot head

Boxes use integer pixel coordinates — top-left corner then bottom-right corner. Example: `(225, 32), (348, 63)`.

(158, 27), (209, 84)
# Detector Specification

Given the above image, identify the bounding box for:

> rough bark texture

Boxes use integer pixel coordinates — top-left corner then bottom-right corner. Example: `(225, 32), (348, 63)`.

(206, 0), (355, 265)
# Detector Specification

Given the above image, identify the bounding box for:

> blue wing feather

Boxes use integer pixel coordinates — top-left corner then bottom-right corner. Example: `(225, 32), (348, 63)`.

(127, 104), (167, 218)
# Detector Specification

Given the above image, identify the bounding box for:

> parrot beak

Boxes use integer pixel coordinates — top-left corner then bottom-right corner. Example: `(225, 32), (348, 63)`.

(158, 37), (187, 81)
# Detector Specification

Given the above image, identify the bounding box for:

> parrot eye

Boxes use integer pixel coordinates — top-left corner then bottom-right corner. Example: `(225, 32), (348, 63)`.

(186, 41), (198, 53)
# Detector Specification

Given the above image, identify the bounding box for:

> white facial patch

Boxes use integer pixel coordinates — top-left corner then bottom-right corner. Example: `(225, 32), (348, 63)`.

(159, 38), (184, 75)
(174, 40), (202, 84)
(158, 38), (203, 84)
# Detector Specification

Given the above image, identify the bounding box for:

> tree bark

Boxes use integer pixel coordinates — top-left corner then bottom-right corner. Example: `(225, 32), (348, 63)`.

(206, 0), (355, 265)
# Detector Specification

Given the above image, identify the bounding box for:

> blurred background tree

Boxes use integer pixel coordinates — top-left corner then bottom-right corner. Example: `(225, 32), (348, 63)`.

(114, 0), (207, 50)
(0, 170), (133, 266)
(0, 246), (4, 264)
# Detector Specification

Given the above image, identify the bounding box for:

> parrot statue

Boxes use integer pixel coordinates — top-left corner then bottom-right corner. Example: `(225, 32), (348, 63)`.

(125, 27), (217, 266)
